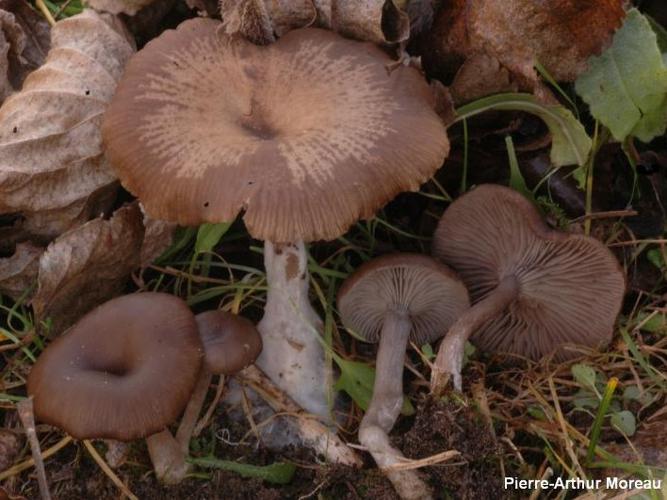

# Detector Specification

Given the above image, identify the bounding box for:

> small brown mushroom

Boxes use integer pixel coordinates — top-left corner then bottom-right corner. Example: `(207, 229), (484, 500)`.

(175, 311), (262, 456)
(102, 19), (449, 421)
(430, 184), (626, 394)
(338, 254), (469, 500)
(27, 292), (202, 482)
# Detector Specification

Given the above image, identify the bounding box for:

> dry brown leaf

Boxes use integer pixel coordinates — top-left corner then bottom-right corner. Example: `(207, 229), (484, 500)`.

(0, 241), (41, 300)
(0, 0), (50, 103)
(424, 0), (625, 91)
(0, 10), (134, 243)
(220, 0), (410, 45)
(85, 0), (155, 16)
(32, 203), (144, 337)
(140, 212), (176, 266)
(449, 53), (517, 105)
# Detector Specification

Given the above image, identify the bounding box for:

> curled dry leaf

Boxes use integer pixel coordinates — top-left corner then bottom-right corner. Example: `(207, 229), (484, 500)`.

(85, 0), (157, 17)
(0, 0), (50, 103)
(32, 203), (144, 337)
(0, 241), (41, 300)
(423, 0), (625, 92)
(0, 10), (135, 242)
(220, 0), (410, 45)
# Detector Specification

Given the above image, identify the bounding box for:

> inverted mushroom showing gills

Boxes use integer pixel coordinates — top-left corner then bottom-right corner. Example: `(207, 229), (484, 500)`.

(338, 254), (469, 500)
(430, 185), (626, 394)
(27, 293), (202, 482)
(102, 19), (449, 420)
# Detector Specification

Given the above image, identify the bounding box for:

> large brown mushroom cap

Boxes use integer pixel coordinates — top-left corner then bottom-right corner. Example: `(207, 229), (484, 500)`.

(338, 254), (470, 346)
(432, 184), (626, 360)
(102, 19), (449, 243)
(195, 310), (262, 375)
(27, 293), (202, 441)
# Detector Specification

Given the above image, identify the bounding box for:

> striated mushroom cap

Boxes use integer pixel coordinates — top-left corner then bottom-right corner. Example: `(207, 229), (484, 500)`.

(338, 254), (470, 345)
(27, 293), (202, 441)
(102, 19), (449, 243)
(195, 310), (262, 375)
(432, 184), (626, 360)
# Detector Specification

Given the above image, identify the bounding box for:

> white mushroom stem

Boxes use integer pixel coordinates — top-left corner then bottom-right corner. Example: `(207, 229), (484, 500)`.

(237, 364), (362, 468)
(175, 369), (213, 454)
(359, 311), (433, 500)
(430, 275), (520, 395)
(256, 240), (332, 420)
(145, 430), (189, 485)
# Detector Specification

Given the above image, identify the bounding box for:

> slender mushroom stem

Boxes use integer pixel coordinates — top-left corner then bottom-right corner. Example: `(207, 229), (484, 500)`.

(431, 275), (520, 395)
(17, 397), (51, 500)
(175, 369), (212, 454)
(145, 430), (189, 485)
(193, 376), (225, 437)
(256, 240), (332, 420)
(359, 311), (433, 500)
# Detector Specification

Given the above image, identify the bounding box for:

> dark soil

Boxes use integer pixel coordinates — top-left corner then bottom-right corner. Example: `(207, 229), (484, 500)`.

(397, 398), (509, 500)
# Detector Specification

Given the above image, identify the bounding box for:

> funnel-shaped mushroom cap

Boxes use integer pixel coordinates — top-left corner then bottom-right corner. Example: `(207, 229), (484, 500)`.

(432, 184), (626, 360)
(338, 254), (470, 345)
(195, 310), (262, 374)
(27, 293), (202, 441)
(102, 19), (449, 243)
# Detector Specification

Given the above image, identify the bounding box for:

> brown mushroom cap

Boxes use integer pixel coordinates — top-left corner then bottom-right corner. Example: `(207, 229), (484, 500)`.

(27, 293), (202, 441)
(337, 254), (470, 345)
(195, 310), (262, 374)
(102, 19), (449, 243)
(432, 184), (626, 359)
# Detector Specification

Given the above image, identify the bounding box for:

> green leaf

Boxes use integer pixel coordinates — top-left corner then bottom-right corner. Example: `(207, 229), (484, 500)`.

(333, 358), (415, 416)
(622, 385), (655, 406)
(575, 9), (667, 143)
(505, 136), (534, 202)
(573, 389), (599, 410)
(572, 363), (597, 391)
(636, 311), (667, 334)
(455, 93), (591, 167)
(611, 410), (636, 436)
(421, 343), (435, 360)
(195, 222), (231, 255)
(526, 406), (547, 421)
(188, 457), (296, 485)
(647, 15), (667, 53)
(647, 248), (665, 270)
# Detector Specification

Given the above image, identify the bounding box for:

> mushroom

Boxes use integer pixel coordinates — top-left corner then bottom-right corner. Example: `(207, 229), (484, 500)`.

(175, 310), (262, 456)
(26, 293), (202, 483)
(102, 19), (449, 421)
(430, 184), (626, 394)
(337, 254), (469, 500)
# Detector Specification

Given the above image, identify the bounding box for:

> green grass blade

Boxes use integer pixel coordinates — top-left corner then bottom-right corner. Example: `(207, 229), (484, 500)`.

(188, 457), (296, 485)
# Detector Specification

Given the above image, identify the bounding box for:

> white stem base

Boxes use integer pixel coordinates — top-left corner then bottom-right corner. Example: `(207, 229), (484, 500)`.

(256, 241), (331, 420)
(145, 430), (189, 485)
(359, 426), (433, 500)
